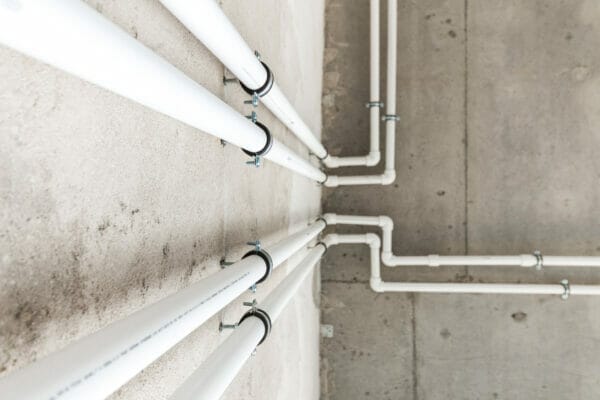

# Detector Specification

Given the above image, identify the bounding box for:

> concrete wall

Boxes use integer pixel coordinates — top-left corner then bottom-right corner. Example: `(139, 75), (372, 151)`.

(321, 1), (600, 399)
(0, 1), (324, 399)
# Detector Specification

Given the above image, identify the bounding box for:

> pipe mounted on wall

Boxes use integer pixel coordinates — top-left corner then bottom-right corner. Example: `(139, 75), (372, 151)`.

(171, 243), (326, 400)
(0, 0), (326, 183)
(0, 220), (326, 400)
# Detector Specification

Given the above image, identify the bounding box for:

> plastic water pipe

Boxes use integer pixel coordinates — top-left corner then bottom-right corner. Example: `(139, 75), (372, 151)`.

(324, 234), (600, 297)
(376, 282), (600, 296)
(171, 244), (326, 400)
(324, 0), (382, 168)
(158, 0), (383, 170)
(323, 213), (600, 268)
(158, 0), (329, 161)
(0, 220), (326, 400)
(325, 0), (398, 186)
(0, 0), (326, 183)
(174, 231), (600, 399)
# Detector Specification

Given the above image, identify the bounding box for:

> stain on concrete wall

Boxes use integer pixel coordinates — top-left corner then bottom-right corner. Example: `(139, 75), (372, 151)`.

(0, 1), (324, 399)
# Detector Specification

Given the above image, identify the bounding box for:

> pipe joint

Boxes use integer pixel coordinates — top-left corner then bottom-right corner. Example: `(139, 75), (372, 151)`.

(242, 248), (273, 284)
(239, 60), (274, 98)
(322, 213), (337, 225)
(428, 255), (440, 267)
(378, 215), (393, 229)
(238, 307), (272, 345)
(323, 175), (338, 187)
(365, 151), (381, 166)
(370, 277), (384, 293)
(381, 169), (396, 185)
(381, 251), (394, 266)
(365, 233), (381, 248)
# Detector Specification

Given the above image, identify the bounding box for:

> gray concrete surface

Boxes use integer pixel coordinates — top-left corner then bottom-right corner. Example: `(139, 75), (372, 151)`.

(0, 1), (323, 399)
(321, 1), (600, 399)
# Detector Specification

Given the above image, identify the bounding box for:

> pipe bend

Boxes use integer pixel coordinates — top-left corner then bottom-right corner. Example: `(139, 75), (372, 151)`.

(381, 251), (394, 266)
(370, 277), (384, 292)
(322, 234), (339, 247)
(365, 233), (381, 248)
(321, 155), (339, 169)
(323, 175), (338, 187)
(322, 213), (337, 225)
(378, 215), (393, 229)
(365, 151), (381, 166)
(381, 169), (396, 185)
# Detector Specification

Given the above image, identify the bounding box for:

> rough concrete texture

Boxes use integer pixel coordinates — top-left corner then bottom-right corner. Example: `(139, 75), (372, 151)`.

(0, 1), (323, 399)
(321, 1), (600, 399)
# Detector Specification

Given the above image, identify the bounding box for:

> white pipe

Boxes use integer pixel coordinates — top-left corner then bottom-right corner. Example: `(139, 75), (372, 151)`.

(323, 213), (600, 268)
(325, 0), (398, 186)
(158, 0), (387, 170)
(158, 0), (329, 161)
(0, 220), (326, 400)
(324, 0), (381, 168)
(376, 282), (600, 295)
(323, 234), (600, 297)
(171, 245), (326, 400)
(0, 0), (326, 183)
(174, 231), (600, 399)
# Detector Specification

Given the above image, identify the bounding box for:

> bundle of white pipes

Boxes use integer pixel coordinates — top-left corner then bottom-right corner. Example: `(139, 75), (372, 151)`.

(323, 213), (600, 269)
(158, 0), (399, 186)
(169, 228), (600, 400)
(0, 0), (326, 183)
(171, 244), (326, 400)
(0, 220), (326, 400)
(323, 214), (600, 296)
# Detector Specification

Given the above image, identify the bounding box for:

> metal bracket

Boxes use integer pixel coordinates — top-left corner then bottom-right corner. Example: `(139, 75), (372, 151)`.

(560, 279), (570, 300)
(365, 101), (384, 108)
(246, 110), (257, 123)
(533, 251), (543, 271)
(320, 324), (334, 338)
(381, 114), (401, 122)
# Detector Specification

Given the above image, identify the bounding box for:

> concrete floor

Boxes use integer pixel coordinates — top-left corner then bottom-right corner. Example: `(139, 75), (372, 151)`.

(321, 1), (600, 399)
(0, 1), (323, 399)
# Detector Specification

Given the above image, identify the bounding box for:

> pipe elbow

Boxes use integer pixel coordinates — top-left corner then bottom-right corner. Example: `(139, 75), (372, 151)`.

(322, 213), (337, 225)
(370, 277), (384, 292)
(322, 234), (338, 247)
(365, 151), (381, 166)
(323, 175), (338, 187)
(378, 215), (393, 230)
(365, 233), (381, 248)
(381, 251), (393, 266)
(381, 169), (396, 185)
(321, 155), (338, 169)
